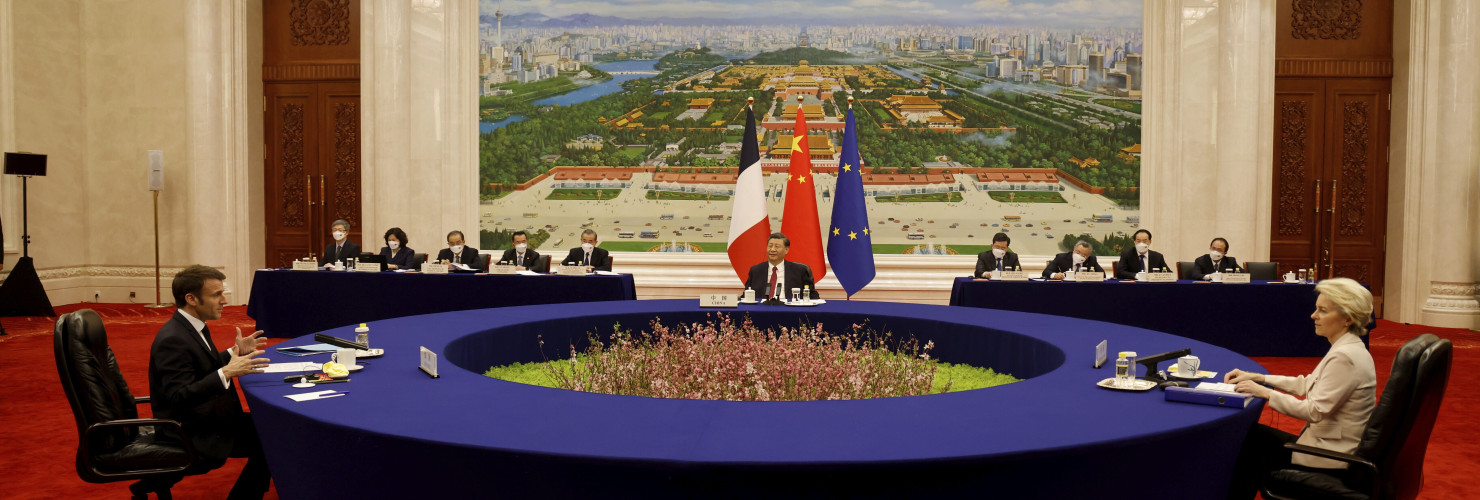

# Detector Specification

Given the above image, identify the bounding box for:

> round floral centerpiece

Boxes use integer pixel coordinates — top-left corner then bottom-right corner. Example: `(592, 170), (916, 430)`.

(486, 314), (1017, 401)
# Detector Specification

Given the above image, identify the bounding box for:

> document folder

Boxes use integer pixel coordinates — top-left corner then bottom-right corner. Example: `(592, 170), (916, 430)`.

(1164, 386), (1254, 409)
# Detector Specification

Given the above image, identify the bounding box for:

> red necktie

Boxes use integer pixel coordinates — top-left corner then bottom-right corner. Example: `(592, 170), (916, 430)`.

(768, 265), (779, 298)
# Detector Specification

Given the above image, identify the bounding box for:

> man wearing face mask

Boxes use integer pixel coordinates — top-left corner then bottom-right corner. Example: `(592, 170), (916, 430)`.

(1115, 229), (1170, 280)
(435, 230), (483, 272)
(974, 232), (1022, 278)
(1190, 237), (1240, 280)
(498, 231), (544, 272)
(561, 229), (611, 273)
(1043, 240), (1102, 279)
(318, 219), (360, 267)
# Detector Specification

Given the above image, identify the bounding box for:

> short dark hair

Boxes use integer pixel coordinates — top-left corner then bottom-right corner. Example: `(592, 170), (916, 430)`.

(1133, 229), (1152, 241)
(447, 230), (465, 242)
(768, 232), (791, 247)
(512, 230), (528, 241)
(384, 227), (408, 246)
(172, 265), (226, 307)
(1210, 237), (1230, 252)
(992, 232), (1010, 246)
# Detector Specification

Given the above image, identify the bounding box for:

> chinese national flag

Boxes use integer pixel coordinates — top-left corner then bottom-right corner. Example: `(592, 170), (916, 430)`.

(781, 103), (827, 281)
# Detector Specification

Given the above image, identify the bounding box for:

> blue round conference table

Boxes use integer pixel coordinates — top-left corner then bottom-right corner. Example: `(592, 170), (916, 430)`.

(241, 299), (1269, 497)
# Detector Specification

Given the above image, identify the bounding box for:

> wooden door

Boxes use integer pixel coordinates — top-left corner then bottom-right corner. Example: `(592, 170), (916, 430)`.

(1272, 79), (1388, 292)
(1272, 0), (1392, 314)
(262, 0), (360, 268)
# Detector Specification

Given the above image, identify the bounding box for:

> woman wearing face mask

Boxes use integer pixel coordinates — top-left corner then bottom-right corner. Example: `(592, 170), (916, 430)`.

(379, 227), (417, 271)
(561, 229), (611, 273)
(318, 219), (360, 267)
(1223, 277), (1375, 499)
(1190, 237), (1240, 280)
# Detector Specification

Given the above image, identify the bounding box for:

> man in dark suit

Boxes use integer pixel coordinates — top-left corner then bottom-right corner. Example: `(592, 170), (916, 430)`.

(975, 232), (1023, 277)
(147, 265), (271, 499)
(561, 229), (612, 272)
(318, 219), (360, 267)
(1190, 237), (1241, 280)
(435, 230), (483, 272)
(744, 232), (821, 300)
(498, 230), (544, 272)
(1042, 240), (1104, 279)
(1116, 229), (1171, 279)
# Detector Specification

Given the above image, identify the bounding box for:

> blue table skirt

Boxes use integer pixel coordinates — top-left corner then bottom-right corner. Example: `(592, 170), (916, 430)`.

(242, 299), (1266, 497)
(244, 269), (637, 338)
(949, 278), (1348, 357)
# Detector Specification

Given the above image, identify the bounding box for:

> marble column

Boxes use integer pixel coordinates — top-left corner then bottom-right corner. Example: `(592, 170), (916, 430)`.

(1142, 0), (1276, 265)
(362, 0), (479, 252)
(1392, 0), (1480, 328)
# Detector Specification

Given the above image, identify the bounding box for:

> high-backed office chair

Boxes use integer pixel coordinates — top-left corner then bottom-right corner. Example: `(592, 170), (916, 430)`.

(55, 309), (196, 500)
(1110, 261), (1118, 279)
(537, 255), (552, 273)
(1177, 261), (1195, 280)
(1245, 261), (1279, 281)
(1262, 334), (1453, 500)
(479, 253), (493, 272)
(607, 256), (615, 271)
(413, 252), (428, 271)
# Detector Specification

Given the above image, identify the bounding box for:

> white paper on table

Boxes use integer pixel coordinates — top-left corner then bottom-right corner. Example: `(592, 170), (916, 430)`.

(516, 270), (542, 276)
(285, 390), (341, 402)
(453, 263), (475, 271)
(263, 361), (322, 373)
(1195, 382), (1241, 394)
(594, 270), (619, 276)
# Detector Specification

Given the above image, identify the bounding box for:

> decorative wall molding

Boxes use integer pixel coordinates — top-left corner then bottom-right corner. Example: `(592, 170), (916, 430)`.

(1422, 281), (1480, 312)
(290, 0), (352, 46)
(333, 101), (361, 227)
(1339, 101), (1369, 236)
(1275, 58), (1392, 78)
(280, 102), (306, 227)
(263, 63), (359, 82)
(3, 265), (198, 282)
(1290, 0), (1364, 40)
(1278, 101), (1310, 236)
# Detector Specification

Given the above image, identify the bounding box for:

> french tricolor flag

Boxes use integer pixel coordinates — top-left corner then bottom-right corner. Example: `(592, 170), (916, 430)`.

(726, 101), (770, 282)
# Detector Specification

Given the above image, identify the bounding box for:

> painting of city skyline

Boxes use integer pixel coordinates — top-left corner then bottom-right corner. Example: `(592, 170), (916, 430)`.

(476, 0), (1144, 257)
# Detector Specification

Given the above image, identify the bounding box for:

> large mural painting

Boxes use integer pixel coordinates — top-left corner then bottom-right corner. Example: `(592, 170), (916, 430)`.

(477, 0), (1143, 257)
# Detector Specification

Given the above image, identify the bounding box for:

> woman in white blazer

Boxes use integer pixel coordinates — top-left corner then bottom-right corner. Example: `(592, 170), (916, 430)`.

(1224, 277), (1376, 499)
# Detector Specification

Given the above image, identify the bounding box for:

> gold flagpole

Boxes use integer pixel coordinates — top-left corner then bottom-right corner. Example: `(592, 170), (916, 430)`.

(146, 190), (171, 308)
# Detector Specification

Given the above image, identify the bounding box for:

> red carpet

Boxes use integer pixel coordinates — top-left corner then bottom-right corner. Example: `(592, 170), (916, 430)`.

(2, 305), (1478, 498)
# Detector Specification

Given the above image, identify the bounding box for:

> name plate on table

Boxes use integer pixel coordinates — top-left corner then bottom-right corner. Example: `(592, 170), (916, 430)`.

(1222, 273), (1252, 284)
(556, 265), (586, 277)
(1146, 272), (1177, 283)
(422, 263), (449, 275)
(489, 264), (516, 275)
(1000, 270), (1029, 281)
(418, 346), (440, 378)
(355, 262), (383, 273)
(291, 261), (319, 271)
(699, 294), (738, 308)
(1076, 271), (1106, 282)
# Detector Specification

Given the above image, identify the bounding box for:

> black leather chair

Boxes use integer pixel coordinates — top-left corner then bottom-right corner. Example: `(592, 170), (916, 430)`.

(54, 309), (196, 499)
(480, 253), (493, 272)
(537, 254), (552, 273)
(1245, 261), (1279, 281)
(412, 252), (428, 271)
(1262, 334), (1453, 500)
(1177, 261), (1195, 280)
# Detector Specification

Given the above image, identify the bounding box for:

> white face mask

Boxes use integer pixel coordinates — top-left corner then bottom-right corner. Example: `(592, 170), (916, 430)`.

(1071, 253), (1086, 265)
(388, 241), (399, 250)
(333, 231), (347, 242)
(1210, 250), (1223, 260)
(581, 243), (594, 252)
(1135, 242), (1149, 254)
(515, 243), (527, 252)
(450, 245), (464, 254)
(991, 248), (1006, 259)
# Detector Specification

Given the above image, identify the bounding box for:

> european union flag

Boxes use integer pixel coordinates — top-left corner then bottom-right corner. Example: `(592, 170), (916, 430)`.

(827, 104), (875, 297)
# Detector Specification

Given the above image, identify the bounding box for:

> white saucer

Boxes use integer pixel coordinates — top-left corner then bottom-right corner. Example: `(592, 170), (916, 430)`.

(344, 364), (364, 372)
(738, 300), (758, 305)
(1283, 280), (1299, 284)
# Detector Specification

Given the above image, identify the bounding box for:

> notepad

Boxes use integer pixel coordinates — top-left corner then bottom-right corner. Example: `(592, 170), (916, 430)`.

(275, 343), (339, 356)
(263, 361), (322, 373)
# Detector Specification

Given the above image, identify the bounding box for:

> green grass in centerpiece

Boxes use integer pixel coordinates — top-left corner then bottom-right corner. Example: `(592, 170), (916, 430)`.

(987, 191), (1066, 203)
(546, 189), (621, 200)
(486, 355), (1019, 394)
(875, 192), (963, 203)
(646, 190), (731, 201)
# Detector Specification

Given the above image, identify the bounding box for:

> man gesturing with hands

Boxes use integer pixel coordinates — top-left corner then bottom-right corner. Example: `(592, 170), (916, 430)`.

(146, 265), (272, 499)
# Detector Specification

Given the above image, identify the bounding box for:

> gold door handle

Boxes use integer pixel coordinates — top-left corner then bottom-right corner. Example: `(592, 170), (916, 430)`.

(1327, 179), (1337, 213)
(307, 175), (314, 206)
(1326, 179), (1338, 278)
(320, 174), (326, 205)
(1313, 180), (1321, 214)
